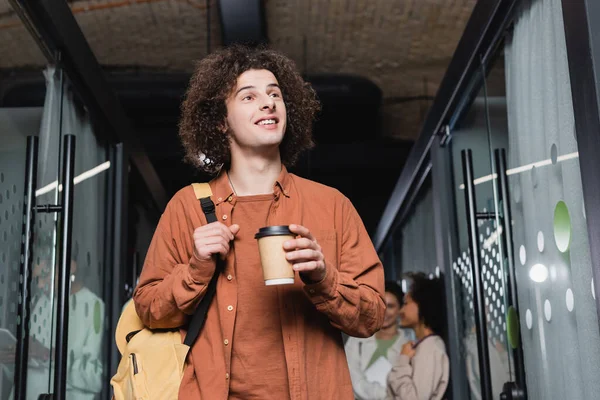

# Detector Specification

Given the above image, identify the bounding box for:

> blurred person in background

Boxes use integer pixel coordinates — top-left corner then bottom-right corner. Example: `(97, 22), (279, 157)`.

(346, 280), (411, 399)
(386, 273), (449, 400)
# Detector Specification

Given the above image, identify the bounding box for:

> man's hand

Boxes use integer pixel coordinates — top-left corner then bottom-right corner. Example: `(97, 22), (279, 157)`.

(193, 222), (240, 261)
(283, 224), (326, 283)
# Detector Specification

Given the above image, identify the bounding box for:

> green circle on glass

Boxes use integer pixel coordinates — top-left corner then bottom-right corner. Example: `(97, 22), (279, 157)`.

(554, 201), (571, 253)
(94, 300), (102, 334)
(506, 306), (520, 349)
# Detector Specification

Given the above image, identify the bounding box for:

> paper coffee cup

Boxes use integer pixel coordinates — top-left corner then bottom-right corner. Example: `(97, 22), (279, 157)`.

(254, 226), (295, 285)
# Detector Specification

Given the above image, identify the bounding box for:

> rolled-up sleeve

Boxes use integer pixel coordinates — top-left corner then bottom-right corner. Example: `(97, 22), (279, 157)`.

(134, 199), (215, 329)
(304, 196), (385, 338)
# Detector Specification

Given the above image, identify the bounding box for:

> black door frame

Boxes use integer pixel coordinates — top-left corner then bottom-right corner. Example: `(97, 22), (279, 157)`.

(561, 0), (600, 327)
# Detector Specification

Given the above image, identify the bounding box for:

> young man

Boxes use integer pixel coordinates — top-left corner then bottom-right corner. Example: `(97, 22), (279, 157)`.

(133, 45), (385, 400)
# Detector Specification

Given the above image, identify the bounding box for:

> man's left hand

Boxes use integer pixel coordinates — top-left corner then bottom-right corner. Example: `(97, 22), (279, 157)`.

(284, 224), (326, 283)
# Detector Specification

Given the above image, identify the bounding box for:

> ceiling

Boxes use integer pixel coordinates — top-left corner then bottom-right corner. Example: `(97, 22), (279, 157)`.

(0, 0), (477, 234)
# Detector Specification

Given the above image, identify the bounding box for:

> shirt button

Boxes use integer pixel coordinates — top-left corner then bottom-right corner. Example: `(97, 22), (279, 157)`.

(225, 372), (230, 379)
(217, 197), (223, 202)
(227, 274), (233, 281)
(222, 215), (228, 220)
(228, 195), (233, 202)
(224, 339), (229, 346)
(227, 305), (234, 311)
(309, 289), (315, 294)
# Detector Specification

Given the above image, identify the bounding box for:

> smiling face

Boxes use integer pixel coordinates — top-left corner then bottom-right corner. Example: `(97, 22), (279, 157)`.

(382, 291), (402, 329)
(224, 69), (287, 158)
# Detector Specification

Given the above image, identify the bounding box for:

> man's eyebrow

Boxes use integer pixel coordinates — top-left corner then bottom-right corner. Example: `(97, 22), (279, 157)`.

(235, 83), (280, 96)
(235, 85), (255, 96)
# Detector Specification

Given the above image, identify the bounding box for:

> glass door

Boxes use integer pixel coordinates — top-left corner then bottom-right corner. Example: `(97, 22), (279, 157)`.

(482, 1), (600, 398)
(445, 1), (600, 399)
(0, 30), (112, 400)
(447, 63), (517, 400)
(26, 70), (111, 400)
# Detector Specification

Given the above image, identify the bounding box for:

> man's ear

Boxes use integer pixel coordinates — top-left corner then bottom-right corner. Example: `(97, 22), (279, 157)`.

(218, 119), (229, 134)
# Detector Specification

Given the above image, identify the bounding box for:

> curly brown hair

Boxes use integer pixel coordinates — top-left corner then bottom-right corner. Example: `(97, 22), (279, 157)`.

(179, 45), (321, 173)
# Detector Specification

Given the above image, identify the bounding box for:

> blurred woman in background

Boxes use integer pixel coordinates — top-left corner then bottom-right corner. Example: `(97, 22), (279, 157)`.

(386, 273), (449, 400)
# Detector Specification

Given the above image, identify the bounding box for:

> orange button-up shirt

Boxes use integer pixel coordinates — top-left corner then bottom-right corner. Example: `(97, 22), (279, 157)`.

(134, 167), (385, 399)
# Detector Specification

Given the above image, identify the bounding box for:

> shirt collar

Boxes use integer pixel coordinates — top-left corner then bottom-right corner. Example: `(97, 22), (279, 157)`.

(211, 165), (292, 205)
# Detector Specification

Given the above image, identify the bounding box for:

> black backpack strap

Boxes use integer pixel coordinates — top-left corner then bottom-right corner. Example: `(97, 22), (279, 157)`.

(183, 196), (223, 347)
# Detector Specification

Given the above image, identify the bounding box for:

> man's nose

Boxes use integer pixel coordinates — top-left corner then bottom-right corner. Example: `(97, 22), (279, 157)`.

(261, 96), (275, 111)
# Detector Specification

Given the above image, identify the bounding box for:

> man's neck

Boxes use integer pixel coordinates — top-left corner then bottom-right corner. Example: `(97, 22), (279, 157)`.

(228, 155), (282, 196)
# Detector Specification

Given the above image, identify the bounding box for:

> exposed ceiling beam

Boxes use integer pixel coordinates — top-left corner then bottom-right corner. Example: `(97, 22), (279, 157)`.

(217, 0), (267, 46)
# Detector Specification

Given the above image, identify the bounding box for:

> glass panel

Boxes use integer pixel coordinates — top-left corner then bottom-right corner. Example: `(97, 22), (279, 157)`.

(488, 0), (600, 399)
(0, 9), (111, 396)
(0, 3), (58, 398)
(449, 66), (514, 400)
(62, 89), (111, 399)
(398, 177), (437, 278)
(26, 66), (66, 400)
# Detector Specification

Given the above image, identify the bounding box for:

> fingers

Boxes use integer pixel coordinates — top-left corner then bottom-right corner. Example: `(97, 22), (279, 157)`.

(283, 237), (319, 251)
(229, 224), (240, 235)
(194, 222), (234, 241)
(193, 222), (238, 260)
(285, 248), (322, 262)
(290, 260), (324, 273)
(289, 224), (315, 241)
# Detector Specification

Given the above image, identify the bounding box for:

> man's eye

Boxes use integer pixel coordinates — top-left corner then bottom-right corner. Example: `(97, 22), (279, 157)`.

(270, 93), (280, 98)
(242, 95), (253, 101)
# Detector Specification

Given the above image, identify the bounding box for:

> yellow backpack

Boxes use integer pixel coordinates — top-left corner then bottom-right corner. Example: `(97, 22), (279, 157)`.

(110, 183), (219, 400)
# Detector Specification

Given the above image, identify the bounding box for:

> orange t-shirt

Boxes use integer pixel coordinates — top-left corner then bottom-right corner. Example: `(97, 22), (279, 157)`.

(228, 194), (290, 398)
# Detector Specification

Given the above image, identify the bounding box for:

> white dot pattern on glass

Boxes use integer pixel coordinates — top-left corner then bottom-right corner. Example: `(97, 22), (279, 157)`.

(544, 300), (552, 322)
(566, 289), (574, 312)
(452, 220), (508, 344)
(551, 143), (558, 165)
(520, 245), (527, 266)
(526, 309), (533, 330)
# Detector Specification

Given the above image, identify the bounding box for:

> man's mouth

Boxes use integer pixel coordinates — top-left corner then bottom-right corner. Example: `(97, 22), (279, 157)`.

(255, 116), (279, 126)
(257, 119), (277, 125)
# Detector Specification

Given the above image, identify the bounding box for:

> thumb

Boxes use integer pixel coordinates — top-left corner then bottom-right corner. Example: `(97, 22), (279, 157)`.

(229, 224), (241, 236)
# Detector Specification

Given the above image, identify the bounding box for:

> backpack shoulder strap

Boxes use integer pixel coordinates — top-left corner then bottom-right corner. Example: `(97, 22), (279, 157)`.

(192, 183), (217, 224)
(183, 182), (220, 346)
(192, 182), (212, 200)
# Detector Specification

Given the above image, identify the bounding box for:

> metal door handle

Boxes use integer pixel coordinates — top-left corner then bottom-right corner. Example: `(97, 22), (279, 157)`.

(494, 148), (527, 398)
(461, 149), (494, 400)
(500, 381), (526, 400)
(52, 134), (76, 400)
(14, 136), (39, 400)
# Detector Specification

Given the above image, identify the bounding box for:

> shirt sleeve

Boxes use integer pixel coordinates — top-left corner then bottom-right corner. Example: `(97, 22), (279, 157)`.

(345, 337), (388, 400)
(303, 196), (385, 338)
(385, 340), (450, 400)
(133, 198), (216, 329)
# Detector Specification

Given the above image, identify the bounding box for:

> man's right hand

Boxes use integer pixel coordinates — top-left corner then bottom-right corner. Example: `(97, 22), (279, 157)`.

(193, 222), (240, 261)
